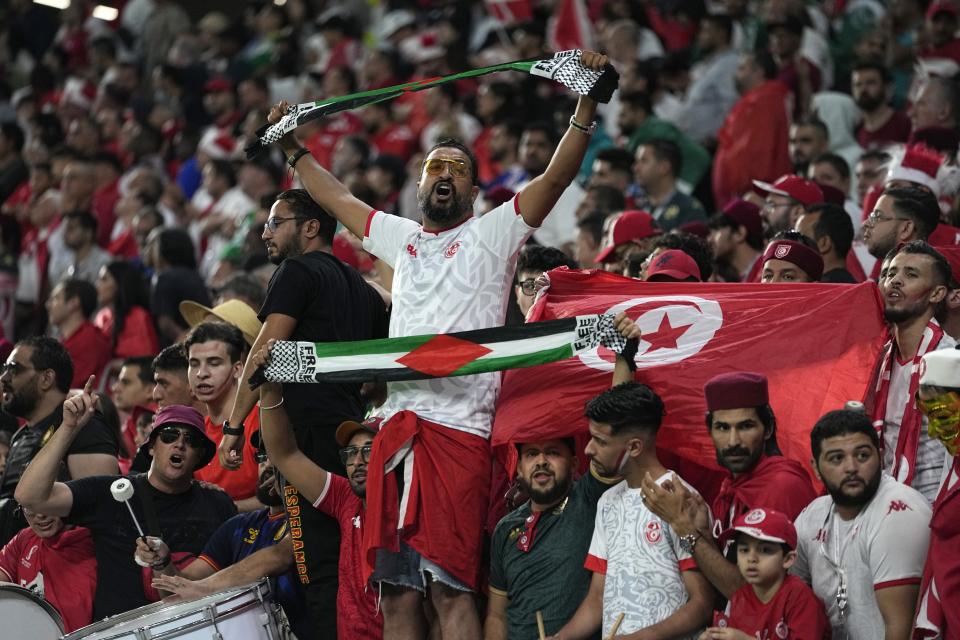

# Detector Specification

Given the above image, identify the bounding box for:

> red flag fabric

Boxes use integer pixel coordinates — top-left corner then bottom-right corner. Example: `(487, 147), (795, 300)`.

(491, 270), (887, 503)
(484, 0), (534, 25)
(547, 0), (594, 52)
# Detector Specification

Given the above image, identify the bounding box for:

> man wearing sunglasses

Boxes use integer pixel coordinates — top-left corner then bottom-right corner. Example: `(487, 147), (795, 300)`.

(220, 185), (389, 638)
(16, 395), (237, 620)
(913, 348), (960, 638)
(514, 245), (578, 318)
(264, 50), (611, 639)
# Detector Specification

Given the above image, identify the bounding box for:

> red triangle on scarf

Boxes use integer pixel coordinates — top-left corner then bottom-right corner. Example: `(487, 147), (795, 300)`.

(396, 335), (493, 377)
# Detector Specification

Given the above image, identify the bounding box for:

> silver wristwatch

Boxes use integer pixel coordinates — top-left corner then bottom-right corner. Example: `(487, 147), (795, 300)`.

(679, 532), (702, 554)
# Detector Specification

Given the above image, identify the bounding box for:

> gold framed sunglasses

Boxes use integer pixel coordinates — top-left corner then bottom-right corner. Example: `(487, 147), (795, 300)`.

(422, 157), (470, 179)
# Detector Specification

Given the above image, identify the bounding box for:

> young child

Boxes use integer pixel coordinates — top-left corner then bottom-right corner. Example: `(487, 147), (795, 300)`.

(699, 508), (830, 640)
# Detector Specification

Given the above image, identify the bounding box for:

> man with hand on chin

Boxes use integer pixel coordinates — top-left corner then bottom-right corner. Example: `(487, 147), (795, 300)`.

(485, 313), (640, 640)
(15, 386), (236, 620)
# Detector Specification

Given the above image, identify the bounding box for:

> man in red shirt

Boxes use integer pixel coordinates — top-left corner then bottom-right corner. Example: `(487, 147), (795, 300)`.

(183, 321), (261, 511)
(920, 2), (960, 65)
(641, 372), (816, 600)
(852, 60), (912, 149)
(0, 506), (96, 632)
(252, 339), (383, 639)
(46, 279), (110, 388)
(112, 356), (156, 468)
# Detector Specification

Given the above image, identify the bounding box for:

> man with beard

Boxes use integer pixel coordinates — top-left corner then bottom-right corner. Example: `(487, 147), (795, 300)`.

(753, 175), (824, 238)
(852, 61), (911, 150)
(485, 314), (639, 640)
(788, 117), (829, 176)
(0, 337), (118, 545)
(872, 241), (955, 503)
(792, 409), (931, 640)
(259, 50), (610, 640)
(549, 382), (714, 639)
(863, 186), (940, 263)
(219, 187), (389, 638)
(707, 199), (764, 282)
(136, 430), (307, 638)
(15, 401), (237, 620)
(640, 372), (816, 599)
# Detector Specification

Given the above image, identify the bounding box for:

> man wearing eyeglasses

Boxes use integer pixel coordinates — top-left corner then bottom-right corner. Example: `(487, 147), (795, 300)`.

(15, 398), (237, 620)
(862, 186), (941, 261)
(515, 245), (578, 318)
(263, 50), (611, 639)
(219, 185), (389, 637)
(0, 336), (119, 546)
(913, 348), (960, 638)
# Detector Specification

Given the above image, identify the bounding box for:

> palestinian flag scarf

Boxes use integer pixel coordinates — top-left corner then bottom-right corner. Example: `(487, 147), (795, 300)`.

(246, 49), (619, 157)
(249, 314), (627, 387)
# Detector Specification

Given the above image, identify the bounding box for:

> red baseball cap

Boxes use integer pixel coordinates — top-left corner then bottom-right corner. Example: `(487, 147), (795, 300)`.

(753, 175), (824, 207)
(204, 76), (234, 93)
(927, 1), (959, 19)
(717, 199), (763, 245)
(595, 210), (662, 263)
(335, 416), (383, 447)
(718, 508), (798, 550)
(646, 249), (702, 282)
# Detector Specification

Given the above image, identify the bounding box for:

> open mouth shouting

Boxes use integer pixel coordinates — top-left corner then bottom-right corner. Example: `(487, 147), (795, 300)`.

(433, 181), (454, 202)
(168, 453), (185, 469)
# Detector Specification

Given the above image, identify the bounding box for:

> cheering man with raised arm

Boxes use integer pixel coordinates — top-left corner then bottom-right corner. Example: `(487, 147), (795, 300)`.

(257, 50), (612, 639)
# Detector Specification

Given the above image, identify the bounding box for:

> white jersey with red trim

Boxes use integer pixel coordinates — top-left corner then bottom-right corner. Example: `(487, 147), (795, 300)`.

(361, 197), (535, 438)
(583, 473), (701, 639)
(792, 474), (932, 640)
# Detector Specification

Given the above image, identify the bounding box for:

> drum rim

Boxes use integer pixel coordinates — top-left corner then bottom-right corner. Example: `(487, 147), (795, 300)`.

(61, 579), (271, 640)
(0, 582), (65, 634)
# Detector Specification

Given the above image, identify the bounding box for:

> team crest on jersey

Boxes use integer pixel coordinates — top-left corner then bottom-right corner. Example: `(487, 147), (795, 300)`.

(645, 521), (662, 543)
(444, 241), (462, 258)
(744, 508), (766, 525)
(776, 619), (790, 638)
(775, 245), (790, 259)
(664, 204), (680, 221)
(406, 244), (418, 258)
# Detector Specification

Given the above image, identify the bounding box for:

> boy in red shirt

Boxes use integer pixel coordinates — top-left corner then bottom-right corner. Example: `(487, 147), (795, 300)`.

(701, 508), (830, 640)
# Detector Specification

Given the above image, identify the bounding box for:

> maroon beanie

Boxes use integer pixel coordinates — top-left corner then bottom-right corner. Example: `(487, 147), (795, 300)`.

(761, 240), (824, 281)
(704, 372), (769, 410)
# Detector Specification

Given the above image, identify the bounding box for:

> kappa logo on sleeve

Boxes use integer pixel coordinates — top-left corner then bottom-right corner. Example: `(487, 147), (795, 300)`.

(886, 500), (913, 515)
(579, 296), (723, 372)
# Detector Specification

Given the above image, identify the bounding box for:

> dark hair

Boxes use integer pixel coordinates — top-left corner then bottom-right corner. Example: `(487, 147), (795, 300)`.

(586, 185), (628, 214)
(516, 437), (576, 457)
(184, 321), (246, 363)
(207, 159), (236, 187)
(132, 170), (164, 206)
(594, 147), (635, 175)
(708, 212), (764, 251)
(425, 137), (480, 185)
(156, 228), (198, 269)
(521, 121), (560, 148)
(516, 245), (578, 278)
(60, 278), (98, 318)
(217, 273), (266, 309)
(0, 122), (24, 152)
(275, 189), (337, 246)
(620, 90), (653, 114)
(91, 151), (124, 175)
(584, 382), (665, 436)
(642, 139), (683, 178)
(64, 210), (98, 236)
(706, 405), (783, 455)
(805, 203), (854, 257)
(771, 229), (819, 250)
(17, 336), (73, 394)
(577, 212), (607, 247)
(860, 149), (891, 165)
(340, 134), (371, 170)
(893, 240), (952, 288)
(651, 231), (715, 280)
(702, 13), (734, 41)
(810, 409), (879, 459)
(811, 152), (850, 181)
(852, 59), (891, 84)
(152, 343), (188, 374)
(104, 260), (151, 348)
(750, 51), (779, 80)
(795, 116), (829, 141)
(369, 154), (407, 192)
(881, 186), (941, 239)
(122, 356), (156, 385)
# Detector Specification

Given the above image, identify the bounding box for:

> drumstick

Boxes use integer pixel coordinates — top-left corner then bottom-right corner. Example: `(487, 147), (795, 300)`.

(536, 610), (546, 640)
(607, 613), (625, 640)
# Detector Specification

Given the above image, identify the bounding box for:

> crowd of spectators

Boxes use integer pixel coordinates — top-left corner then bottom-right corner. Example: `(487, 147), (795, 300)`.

(2, 0), (960, 638)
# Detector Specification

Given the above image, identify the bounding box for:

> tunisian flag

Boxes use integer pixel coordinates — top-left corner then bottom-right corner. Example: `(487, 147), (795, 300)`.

(492, 270), (887, 502)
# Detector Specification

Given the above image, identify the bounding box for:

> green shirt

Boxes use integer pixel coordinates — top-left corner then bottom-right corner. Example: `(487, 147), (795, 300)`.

(628, 117), (711, 190)
(489, 467), (617, 639)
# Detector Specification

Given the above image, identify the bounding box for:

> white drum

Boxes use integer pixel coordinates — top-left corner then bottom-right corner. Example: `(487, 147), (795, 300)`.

(0, 583), (65, 639)
(63, 580), (289, 640)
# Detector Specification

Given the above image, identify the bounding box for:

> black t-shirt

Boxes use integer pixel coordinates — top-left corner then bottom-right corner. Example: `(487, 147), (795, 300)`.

(259, 251), (388, 471)
(151, 266), (212, 344)
(1, 406), (118, 498)
(821, 267), (858, 284)
(66, 474), (237, 620)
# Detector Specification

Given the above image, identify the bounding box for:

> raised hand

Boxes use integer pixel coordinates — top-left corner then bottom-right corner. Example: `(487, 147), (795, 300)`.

(580, 51), (610, 72)
(61, 376), (98, 431)
(613, 312), (641, 340)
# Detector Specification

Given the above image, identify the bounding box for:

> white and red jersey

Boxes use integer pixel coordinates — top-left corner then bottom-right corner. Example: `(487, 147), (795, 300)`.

(583, 473), (700, 639)
(361, 196), (535, 438)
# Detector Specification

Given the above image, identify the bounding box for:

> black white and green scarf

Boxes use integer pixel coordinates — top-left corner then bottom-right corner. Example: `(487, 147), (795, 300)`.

(246, 49), (619, 157)
(249, 314), (629, 387)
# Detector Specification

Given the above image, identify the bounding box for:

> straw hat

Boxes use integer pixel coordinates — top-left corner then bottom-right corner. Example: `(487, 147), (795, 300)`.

(179, 299), (262, 345)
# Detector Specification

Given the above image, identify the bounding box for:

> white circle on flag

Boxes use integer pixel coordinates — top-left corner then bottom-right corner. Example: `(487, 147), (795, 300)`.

(579, 296), (723, 372)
